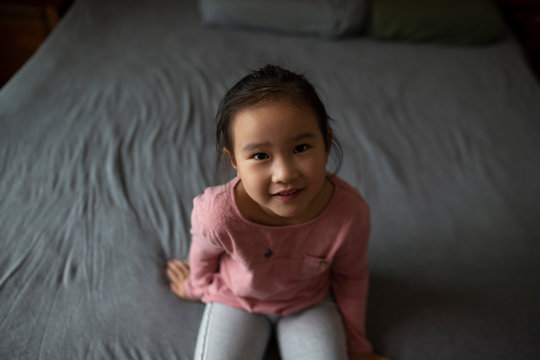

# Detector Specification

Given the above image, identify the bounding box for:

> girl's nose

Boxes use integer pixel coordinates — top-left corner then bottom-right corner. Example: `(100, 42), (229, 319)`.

(272, 157), (299, 183)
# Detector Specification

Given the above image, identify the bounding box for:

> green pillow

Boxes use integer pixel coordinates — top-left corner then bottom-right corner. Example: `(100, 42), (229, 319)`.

(368, 0), (506, 45)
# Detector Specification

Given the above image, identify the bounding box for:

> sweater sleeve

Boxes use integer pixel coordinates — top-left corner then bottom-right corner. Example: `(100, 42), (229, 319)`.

(182, 198), (225, 301)
(331, 205), (373, 354)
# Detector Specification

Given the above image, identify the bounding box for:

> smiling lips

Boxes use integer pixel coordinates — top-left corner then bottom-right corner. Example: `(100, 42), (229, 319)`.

(272, 188), (303, 201)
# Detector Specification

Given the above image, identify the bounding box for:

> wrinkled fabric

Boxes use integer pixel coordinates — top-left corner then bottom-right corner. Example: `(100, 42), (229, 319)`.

(1, 0), (540, 359)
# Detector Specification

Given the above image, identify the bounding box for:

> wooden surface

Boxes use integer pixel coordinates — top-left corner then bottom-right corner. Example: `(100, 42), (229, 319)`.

(0, 0), (71, 87)
(496, 0), (540, 80)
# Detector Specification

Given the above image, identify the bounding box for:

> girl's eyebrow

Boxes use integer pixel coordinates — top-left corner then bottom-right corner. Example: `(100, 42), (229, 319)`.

(240, 132), (317, 153)
(292, 132), (317, 141)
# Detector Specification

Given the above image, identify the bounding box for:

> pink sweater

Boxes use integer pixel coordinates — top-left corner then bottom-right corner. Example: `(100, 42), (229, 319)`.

(183, 175), (373, 354)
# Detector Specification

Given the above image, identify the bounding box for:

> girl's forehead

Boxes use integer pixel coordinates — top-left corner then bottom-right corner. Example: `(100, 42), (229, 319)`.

(233, 100), (318, 130)
(229, 101), (324, 148)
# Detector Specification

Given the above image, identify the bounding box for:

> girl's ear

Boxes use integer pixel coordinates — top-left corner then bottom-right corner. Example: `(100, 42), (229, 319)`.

(222, 147), (237, 169)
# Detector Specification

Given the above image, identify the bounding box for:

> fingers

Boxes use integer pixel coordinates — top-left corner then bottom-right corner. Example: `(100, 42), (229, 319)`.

(166, 259), (190, 282)
(166, 259), (192, 300)
(170, 281), (186, 298)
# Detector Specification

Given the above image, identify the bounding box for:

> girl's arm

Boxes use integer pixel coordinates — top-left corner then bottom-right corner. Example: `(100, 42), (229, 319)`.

(331, 203), (377, 355)
(167, 200), (225, 301)
(181, 231), (224, 300)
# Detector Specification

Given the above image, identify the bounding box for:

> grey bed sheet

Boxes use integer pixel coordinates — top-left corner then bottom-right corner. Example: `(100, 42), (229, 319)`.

(1, 0), (540, 359)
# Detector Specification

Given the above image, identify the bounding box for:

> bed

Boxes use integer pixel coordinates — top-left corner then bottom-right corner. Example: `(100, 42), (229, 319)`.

(1, 0), (539, 359)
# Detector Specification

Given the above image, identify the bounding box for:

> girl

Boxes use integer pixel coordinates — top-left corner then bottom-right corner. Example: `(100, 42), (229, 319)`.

(167, 65), (388, 360)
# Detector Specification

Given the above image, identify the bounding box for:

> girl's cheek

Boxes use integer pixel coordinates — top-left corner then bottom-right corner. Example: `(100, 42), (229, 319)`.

(305, 155), (326, 169)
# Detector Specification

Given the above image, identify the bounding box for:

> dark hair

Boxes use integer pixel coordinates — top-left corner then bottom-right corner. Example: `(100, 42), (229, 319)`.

(215, 64), (342, 175)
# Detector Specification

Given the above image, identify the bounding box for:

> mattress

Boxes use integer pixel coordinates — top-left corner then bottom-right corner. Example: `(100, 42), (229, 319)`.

(1, 0), (539, 359)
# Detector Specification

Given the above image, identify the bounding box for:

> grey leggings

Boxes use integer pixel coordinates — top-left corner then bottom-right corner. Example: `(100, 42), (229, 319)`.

(193, 296), (348, 360)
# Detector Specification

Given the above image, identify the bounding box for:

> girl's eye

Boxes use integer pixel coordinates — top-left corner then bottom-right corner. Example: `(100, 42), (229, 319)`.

(293, 144), (310, 153)
(252, 153), (269, 160)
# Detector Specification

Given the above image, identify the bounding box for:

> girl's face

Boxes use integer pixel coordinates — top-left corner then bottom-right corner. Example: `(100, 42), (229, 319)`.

(225, 100), (332, 226)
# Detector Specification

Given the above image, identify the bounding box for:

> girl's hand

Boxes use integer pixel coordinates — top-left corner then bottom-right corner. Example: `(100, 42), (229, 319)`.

(349, 353), (389, 360)
(166, 259), (191, 300)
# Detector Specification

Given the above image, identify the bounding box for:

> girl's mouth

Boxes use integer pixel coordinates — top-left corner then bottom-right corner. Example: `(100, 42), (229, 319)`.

(272, 188), (302, 201)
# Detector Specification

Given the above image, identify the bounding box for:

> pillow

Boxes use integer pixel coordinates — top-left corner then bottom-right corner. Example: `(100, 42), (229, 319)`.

(368, 0), (506, 45)
(199, 0), (368, 37)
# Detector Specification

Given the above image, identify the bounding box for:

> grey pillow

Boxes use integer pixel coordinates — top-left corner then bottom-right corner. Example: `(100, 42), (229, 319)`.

(199, 0), (367, 37)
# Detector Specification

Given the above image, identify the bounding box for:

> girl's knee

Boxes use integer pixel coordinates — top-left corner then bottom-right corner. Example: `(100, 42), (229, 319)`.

(276, 299), (347, 360)
(193, 303), (272, 360)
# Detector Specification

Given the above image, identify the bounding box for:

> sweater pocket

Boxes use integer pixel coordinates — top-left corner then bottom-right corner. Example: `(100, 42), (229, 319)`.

(300, 254), (331, 279)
